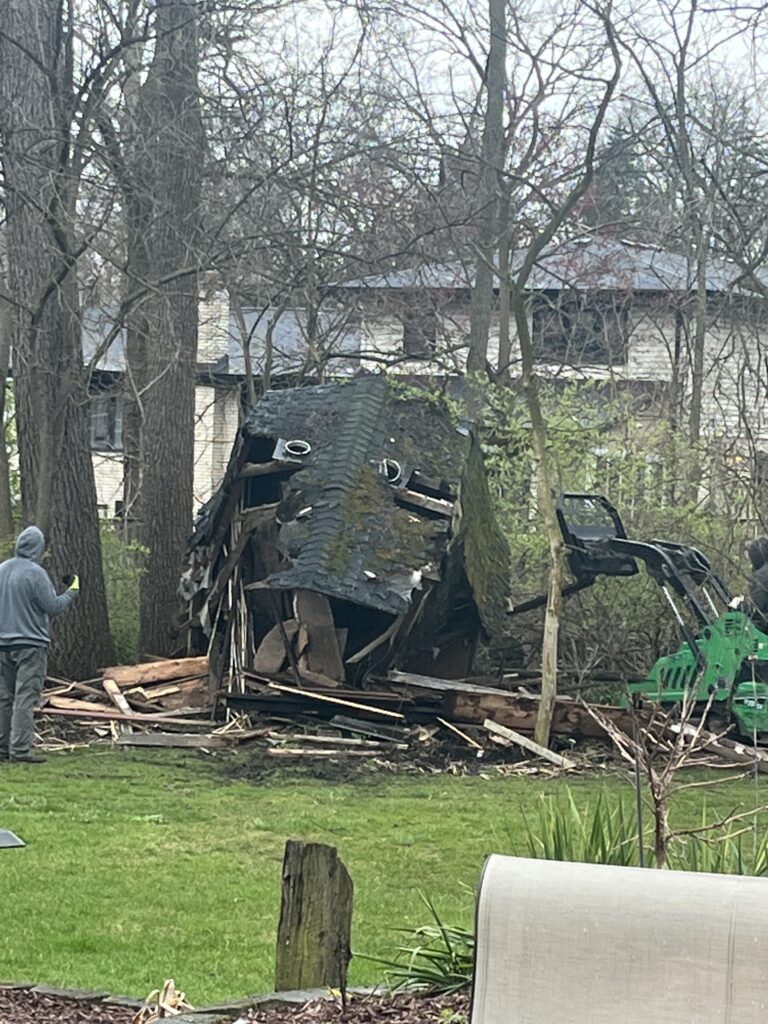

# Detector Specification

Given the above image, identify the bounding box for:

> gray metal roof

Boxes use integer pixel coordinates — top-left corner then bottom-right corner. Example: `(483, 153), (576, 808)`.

(80, 304), (362, 376)
(223, 307), (361, 376)
(334, 237), (768, 294)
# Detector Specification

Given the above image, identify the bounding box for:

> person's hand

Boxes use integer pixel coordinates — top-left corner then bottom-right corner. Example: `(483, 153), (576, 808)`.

(62, 574), (80, 592)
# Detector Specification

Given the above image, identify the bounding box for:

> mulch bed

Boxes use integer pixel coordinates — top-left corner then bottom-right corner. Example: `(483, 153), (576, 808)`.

(243, 992), (470, 1023)
(0, 988), (469, 1024)
(0, 988), (135, 1023)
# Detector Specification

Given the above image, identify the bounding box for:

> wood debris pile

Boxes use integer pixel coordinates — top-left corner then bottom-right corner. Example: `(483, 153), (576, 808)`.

(35, 657), (259, 752)
(34, 658), (768, 776)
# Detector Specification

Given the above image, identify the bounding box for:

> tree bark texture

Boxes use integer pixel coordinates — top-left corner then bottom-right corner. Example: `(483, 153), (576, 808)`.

(124, 0), (204, 655)
(275, 840), (353, 992)
(0, 271), (16, 543)
(0, 0), (114, 676)
(467, 0), (507, 375)
(515, 298), (565, 749)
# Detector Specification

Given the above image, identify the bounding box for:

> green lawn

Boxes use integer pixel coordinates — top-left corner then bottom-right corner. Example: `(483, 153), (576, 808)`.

(0, 748), (765, 1004)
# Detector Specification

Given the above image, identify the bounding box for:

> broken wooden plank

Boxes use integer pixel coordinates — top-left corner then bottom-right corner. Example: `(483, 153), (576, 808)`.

(103, 679), (134, 716)
(35, 707), (216, 728)
(329, 715), (409, 743)
(672, 722), (768, 773)
(140, 676), (209, 710)
(346, 616), (403, 665)
(265, 681), (405, 719)
(127, 683), (181, 700)
(484, 718), (576, 769)
(392, 487), (453, 517)
(46, 696), (110, 713)
(114, 733), (231, 750)
(437, 716), (484, 750)
(240, 460), (302, 478)
(103, 657), (209, 688)
(254, 620), (299, 674)
(295, 591), (345, 683)
(408, 471), (457, 500)
(267, 747), (380, 758)
(267, 732), (408, 750)
(388, 670), (505, 695)
(387, 670), (638, 738)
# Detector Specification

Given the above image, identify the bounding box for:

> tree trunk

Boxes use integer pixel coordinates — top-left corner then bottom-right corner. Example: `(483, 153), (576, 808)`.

(467, 0), (506, 375)
(0, 273), (16, 542)
(275, 840), (353, 992)
(687, 231), (707, 498)
(0, 0), (113, 677)
(125, 0), (205, 656)
(496, 194), (512, 383)
(515, 295), (565, 749)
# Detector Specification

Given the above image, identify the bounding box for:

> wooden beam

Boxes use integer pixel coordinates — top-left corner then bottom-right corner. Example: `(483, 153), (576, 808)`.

(437, 716), (484, 750)
(103, 679), (134, 716)
(295, 591), (344, 683)
(35, 707), (214, 728)
(114, 733), (233, 750)
(253, 620), (298, 674)
(392, 487), (454, 517)
(484, 718), (576, 769)
(102, 657), (209, 688)
(265, 680), (405, 719)
(240, 460), (301, 478)
(408, 470), (457, 500)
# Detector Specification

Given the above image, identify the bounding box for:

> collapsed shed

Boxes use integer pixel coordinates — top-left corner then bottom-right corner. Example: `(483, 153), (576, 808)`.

(180, 375), (510, 693)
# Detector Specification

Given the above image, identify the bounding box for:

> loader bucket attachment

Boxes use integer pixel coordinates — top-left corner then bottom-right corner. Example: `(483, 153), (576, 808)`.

(556, 493), (638, 581)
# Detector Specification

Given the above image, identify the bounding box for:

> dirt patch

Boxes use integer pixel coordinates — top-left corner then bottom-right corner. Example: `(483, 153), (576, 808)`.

(243, 991), (469, 1023)
(0, 988), (135, 1024)
(227, 742), (529, 785)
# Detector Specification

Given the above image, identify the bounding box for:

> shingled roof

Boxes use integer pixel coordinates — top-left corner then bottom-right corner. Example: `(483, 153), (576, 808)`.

(189, 376), (510, 638)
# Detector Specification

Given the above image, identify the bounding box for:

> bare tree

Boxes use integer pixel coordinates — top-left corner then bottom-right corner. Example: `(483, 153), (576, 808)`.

(127, 0), (204, 656)
(0, 0), (115, 675)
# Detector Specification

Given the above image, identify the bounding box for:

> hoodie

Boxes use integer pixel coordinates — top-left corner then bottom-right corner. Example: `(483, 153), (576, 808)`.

(0, 527), (76, 647)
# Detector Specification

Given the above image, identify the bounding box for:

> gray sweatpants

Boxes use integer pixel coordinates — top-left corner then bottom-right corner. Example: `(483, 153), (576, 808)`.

(0, 647), (48, 759)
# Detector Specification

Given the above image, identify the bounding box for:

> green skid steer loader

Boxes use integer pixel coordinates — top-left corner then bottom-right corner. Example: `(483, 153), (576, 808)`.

(538, 494), (768, 741)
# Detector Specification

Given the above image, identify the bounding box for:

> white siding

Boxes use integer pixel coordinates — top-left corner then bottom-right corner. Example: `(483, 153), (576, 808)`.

(91, 381), (242, 518)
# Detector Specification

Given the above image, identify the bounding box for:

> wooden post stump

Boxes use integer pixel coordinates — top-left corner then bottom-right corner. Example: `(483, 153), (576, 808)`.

(275, 840), (353, 992)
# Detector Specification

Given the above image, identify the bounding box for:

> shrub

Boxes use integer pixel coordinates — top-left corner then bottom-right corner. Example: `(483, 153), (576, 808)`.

(371, 896), (474, 995)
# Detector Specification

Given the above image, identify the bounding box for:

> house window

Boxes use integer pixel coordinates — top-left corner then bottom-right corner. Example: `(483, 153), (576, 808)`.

(401, 311), (438, 357)
(88, 392), (124, 451)
(531, 295), (629, 366)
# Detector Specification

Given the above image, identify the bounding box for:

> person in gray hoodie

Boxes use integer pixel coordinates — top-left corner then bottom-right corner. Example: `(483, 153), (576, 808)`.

(0, 527), (78, 763)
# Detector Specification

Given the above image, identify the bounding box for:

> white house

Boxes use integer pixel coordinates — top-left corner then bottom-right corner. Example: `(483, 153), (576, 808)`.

(85, 236), (768, 517)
